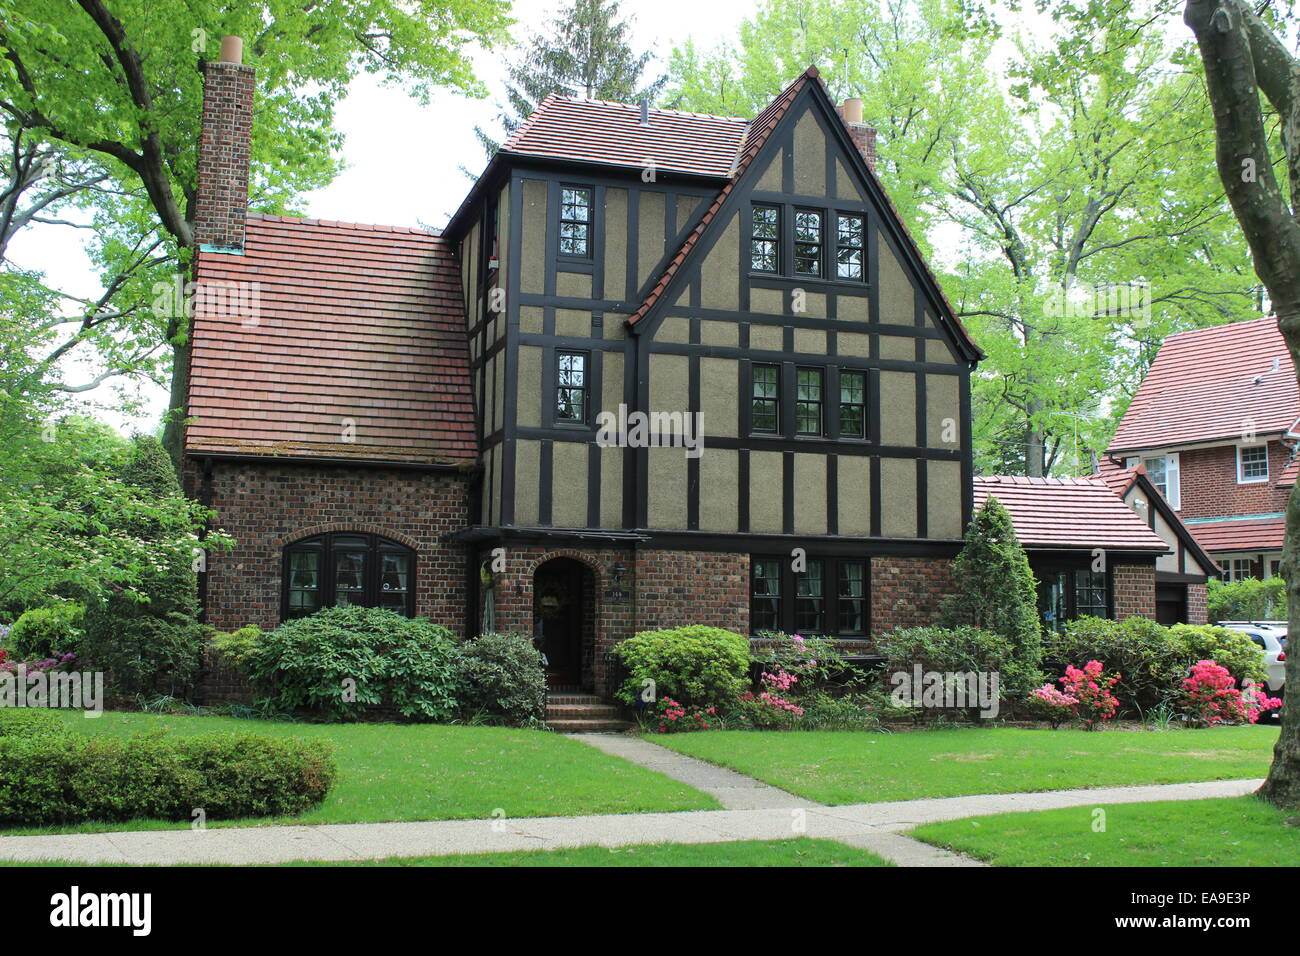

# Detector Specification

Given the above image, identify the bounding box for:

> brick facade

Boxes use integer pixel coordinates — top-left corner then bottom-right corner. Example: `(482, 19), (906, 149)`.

(871, 556), (956, 631)
(1178, 440), (1292, 520)
(186, 460), (469, 633)
(1112, 562), (1157, 619)
(1187, 581), (1208, 625)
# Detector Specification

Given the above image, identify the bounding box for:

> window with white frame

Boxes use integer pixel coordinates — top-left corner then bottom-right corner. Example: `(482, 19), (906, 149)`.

(1237, 444), (1269, 483)
(1221, 558), (1255, 582)
(1127, 453), (1180, 510)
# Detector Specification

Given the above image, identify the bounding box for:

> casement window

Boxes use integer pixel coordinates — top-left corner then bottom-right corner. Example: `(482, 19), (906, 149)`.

(1221, 558), (1255, 582)
(1238, 444), (1269, 483)
(751, 363), (780, 432)
(555, 351), (589, 424)
(839, 370), (867, 438)
(751, 556), (868, 637)
(793, 209), (823, 277)
(1127, 453), (1180, 510)
(795, 368), (824, 435)
(750, 205), (781, 272)
(559, 186), (593, 257)
(283, 533), (415, 620)
(836, 215), (865, 280)
(1039, 567), (1110, 632)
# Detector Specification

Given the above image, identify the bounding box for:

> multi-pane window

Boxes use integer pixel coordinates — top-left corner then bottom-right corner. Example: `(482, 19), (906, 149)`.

(1238, 444), (1269, 483)
(839, 371), (866, 438)
(794, 210), (823, 276)
(751, 556), (868, 636)
(1222, 558), (1255, 582)
(1039, 567), (1110, 632)
(795, 368), (824, 435)
(794, 559), (825, 634)
(751, 559), (783, 632)
(284, 533), (414, 620)
(752, 364), (780, 432)
(556, 351), (588, 423)
(1128, 454), (1180, 509)
(559, 186), (592, 257)
(837, 561), (867, 634)
(750, 205), (780, 272)
(836, 215), (864, 280)
(1074, 570), (1108, 619)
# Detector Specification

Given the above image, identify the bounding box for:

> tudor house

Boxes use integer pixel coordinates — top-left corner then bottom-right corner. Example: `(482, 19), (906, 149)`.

(1104, 316), (1299, 584)
(184, 41), (983, 697)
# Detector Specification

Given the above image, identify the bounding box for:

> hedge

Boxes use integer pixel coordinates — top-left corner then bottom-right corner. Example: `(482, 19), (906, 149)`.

(612, 625), (750, 708)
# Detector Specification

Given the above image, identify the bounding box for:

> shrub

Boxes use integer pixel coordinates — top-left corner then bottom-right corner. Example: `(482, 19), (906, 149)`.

(876, 624), (1037, 707)
(752, 631), (866, 693)
(794, 691), (881, 731)
(1059, 660), (1121, 729)
(612, 625), (750, 709)
(1046, 616), (1187, 717)
(737, 668), (805, 728)
(1207, 576), (1287, 623)
(250, 606), (460, 721)
(1181, 659), (1282, 727)
(0, 729), (335, 825)
(454, 632), (546, 724)
(0, 708), (69, 738)
(209, 625), (262, 672)
(937, 497), (1043, 680)
(645, 698), (718, 733)
(1027, 684), (1078, 729)
(1169, 624), (1268, 689)
(8, 603), (84, 659)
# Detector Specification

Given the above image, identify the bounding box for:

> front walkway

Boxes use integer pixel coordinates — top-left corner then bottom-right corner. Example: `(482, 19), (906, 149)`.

(0, 730), (1261, 867)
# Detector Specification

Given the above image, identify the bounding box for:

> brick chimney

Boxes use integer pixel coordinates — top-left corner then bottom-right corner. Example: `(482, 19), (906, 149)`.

(195, 36), (254, 252)
(838, 97), (878, 174)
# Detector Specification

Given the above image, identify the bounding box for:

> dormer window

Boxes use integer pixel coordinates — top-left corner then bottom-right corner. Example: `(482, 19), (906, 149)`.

(559, 186), (592, 257)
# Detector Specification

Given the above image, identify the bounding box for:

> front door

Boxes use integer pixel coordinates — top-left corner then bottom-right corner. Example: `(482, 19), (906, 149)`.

(533, 559), (585, 687)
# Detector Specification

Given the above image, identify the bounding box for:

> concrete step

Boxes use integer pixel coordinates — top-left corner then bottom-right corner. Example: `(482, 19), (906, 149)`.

(546, 703), (623, 719)
(547, 694), (603, 706)
(547, 718), (635, 734)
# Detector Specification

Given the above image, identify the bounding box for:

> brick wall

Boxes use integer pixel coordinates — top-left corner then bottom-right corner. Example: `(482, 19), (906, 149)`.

(186, 460), (469, 633)
(1112, 562), (1156, 619)
(634, 550), (750, 633)
(195, 58), (254, 252)
(1187, 581), (1208, 625)
(871, 556), (956, 631)
(1178, 440), (1292, 519)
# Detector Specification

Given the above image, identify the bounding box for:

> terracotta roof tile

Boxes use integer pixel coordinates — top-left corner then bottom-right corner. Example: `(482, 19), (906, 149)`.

(972, 475), (1168, 552)
(1185, 515), (1287, 553)
(1108, 316), (1298, 453)
(185, 214), (475, 465)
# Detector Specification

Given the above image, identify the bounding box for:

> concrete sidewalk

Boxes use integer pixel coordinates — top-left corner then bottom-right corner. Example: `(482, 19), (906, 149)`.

(0, 778), (1261, 867)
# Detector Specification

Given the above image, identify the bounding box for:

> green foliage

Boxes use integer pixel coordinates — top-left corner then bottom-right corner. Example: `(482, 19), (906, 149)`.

(8, 602), (84, 658)
(938, 497), (1044, 685)
(251, 606), (461, 721)
(454, 632), (546, 724)
(0, 707), (69, 738)
(792, 692), (881, 731)
(876, 624), (1038, 703)
(612, 625), (750, 709)
(1168, 624), (1268, 689)
(0, 730), (335, 825)
(1206, 576), (1287, 623)
(209, 625), (262, 672)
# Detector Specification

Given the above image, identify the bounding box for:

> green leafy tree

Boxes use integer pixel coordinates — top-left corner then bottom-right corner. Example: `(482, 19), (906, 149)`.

(475, 0), (664, 157)
(938, 497), (1043, 686)
(0, 0), (511, 466)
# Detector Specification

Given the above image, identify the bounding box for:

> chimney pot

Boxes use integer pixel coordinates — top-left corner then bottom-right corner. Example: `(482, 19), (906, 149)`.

(842, 97), (864, 124)
(218, 35), (243, 65)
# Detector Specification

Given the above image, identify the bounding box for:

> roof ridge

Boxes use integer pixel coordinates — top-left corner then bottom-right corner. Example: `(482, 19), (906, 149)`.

(541, 95), (749, 123)
(1162, 315), (1278, 342)
(246, 212), (441, 237)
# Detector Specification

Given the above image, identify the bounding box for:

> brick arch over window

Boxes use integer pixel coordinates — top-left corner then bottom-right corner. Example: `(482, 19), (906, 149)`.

(527, 549), (605, 586)
(275, 523), (421, 552)
(281, 529), (417, 619)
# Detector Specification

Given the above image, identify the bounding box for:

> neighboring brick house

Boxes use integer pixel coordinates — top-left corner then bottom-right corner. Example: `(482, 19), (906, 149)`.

(974, 473), (1217, 628)
(182, 40), (989, 698)
(1104, 316), (1299, 583)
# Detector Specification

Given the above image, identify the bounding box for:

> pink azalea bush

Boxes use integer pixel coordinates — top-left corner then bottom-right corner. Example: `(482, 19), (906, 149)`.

(1027, 683), (1079, 729)
(651, 697), (717, 733)
(1060, 660), (1121, 729)
(737, 667), (805, 729)
(1181, 659), (1282, 727)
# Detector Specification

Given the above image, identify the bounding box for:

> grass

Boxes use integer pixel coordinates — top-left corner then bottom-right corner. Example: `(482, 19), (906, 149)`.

(910, 795), (1300, 866)
(2, 710), (718, 835)
(647, 726), (1278, 804)
(0, 838), (893, 867)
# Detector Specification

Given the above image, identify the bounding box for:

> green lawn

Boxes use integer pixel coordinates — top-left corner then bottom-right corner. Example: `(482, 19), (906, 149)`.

(1, 838), (892, 867)
(911, 795), (1299, 866)
(648, 726), (1278, 804)
(4, 710), (717, 835)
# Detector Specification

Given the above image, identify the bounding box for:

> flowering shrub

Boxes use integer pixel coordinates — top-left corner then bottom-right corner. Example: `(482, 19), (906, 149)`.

(0, 650), (80, 676)
(1181, 659), (1282, 727)
(1060, 660), (1121, 729)
(737, 668), (805, 729)
(1027, 683), (1079, 729)
(648, 697), (717, 733)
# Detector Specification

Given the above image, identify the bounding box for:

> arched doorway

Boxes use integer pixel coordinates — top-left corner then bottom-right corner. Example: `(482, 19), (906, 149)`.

(533, 557), (595, 689)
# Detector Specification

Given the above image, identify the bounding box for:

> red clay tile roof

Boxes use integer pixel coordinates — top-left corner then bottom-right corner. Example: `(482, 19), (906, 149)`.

(1108, 316), (1299, 454)
(185, 214), (476, 465)
(1277, 454), (1299, 489)
(502, 94), (750, 178)
(1185, 515), (1287, 553)
(1093, 461), (1142, 498)
(973, 475), (1169, 552)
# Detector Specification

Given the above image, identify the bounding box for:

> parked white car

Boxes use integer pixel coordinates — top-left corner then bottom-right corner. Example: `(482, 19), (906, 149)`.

(1220, 621), (1286, 715)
